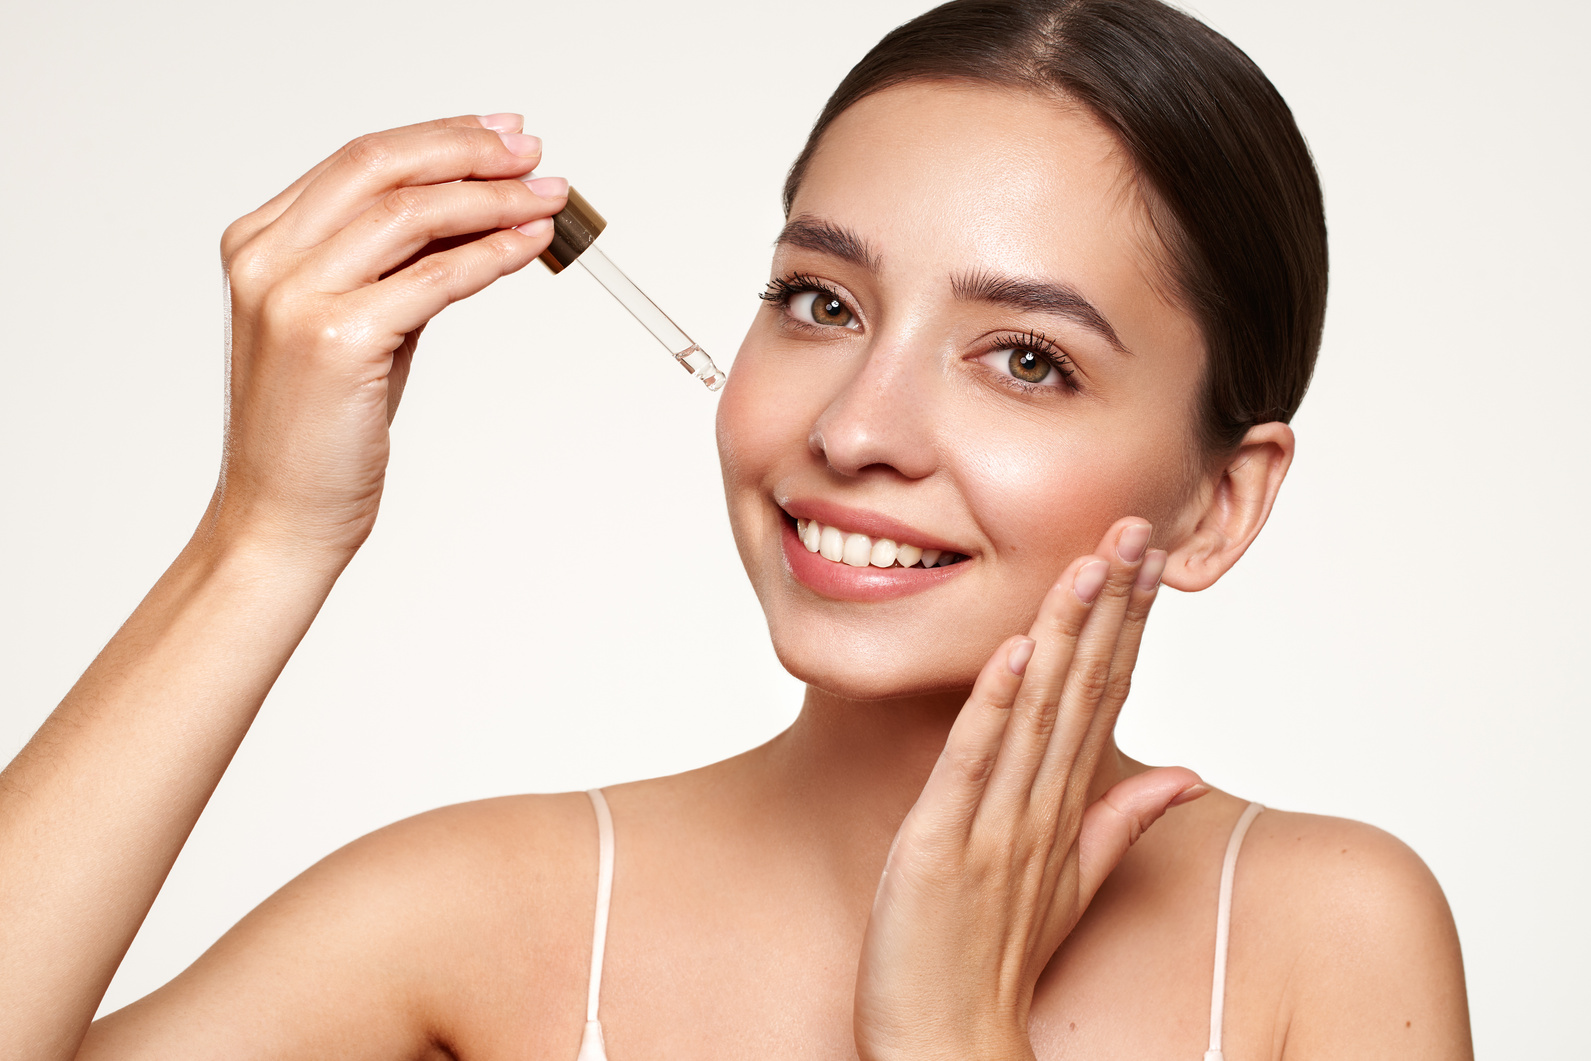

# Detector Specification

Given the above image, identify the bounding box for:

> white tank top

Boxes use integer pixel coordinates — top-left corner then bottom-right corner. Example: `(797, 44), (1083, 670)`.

(576, 789), (1264, 1061)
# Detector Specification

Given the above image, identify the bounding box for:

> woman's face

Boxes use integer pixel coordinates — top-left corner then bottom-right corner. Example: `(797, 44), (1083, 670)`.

(716, 81), (1210, 700)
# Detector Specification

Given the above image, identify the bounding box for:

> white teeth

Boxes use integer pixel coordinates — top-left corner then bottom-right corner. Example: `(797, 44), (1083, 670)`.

(791, 517), (962, 571)
(842, 533), (872, 567)
(819, 524), (845, 562)
(801, 519), (822, 553)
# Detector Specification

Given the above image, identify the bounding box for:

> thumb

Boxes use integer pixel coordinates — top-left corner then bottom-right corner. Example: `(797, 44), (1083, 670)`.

(1077, 767), (1207, 903)
(387, 322), (426, 424)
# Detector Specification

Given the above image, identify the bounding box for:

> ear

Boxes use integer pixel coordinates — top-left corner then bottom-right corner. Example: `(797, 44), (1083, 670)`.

(1161, 421), (1294, 592)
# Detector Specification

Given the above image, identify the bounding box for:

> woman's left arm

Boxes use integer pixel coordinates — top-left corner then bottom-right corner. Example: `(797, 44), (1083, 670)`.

(852, 517), (1201, 1061)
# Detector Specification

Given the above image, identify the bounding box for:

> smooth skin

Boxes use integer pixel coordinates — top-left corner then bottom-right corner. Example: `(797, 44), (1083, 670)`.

(0, 87), (1471, 1061)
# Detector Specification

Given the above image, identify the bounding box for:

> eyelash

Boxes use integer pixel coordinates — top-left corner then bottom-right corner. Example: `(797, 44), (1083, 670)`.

(757, 274), (1078, 393)
(759, 273), (846, 315)
(988, 329), (1078, 393)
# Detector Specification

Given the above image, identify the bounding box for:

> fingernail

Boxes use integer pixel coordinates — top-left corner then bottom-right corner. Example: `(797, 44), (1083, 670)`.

(514, 217), (553, 237)
(1117, 523), (1151, 564)
(1170, 783), (1211, 806)
(478, 112), (523, 133)
(525, 175), (568, 198)
(499, 132), (542, 157)
(1135, 549), (1167, 592)
(1007, 637), (1036, 676)
(1073, 559), (1109, 603)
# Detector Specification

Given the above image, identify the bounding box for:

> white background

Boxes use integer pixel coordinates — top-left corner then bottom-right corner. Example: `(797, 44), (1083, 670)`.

(2, 0), (1586, 1053)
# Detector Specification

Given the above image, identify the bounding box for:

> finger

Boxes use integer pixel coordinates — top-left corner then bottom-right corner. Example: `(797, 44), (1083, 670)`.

(1030, 519), (1153, 802)
(1072, 548), (1167, 764)
(339, 223), (554, 349)
(982, 516), (1152, 814)
(976, 551), (1102, 817)
(222, 115), (506, 261)
(386, 322), (426, 425)
(270, 120), (543, 252)
(914, 636), (1036, 836)
(298, 176), (569, 292)
(1076, 767), (1206, 904)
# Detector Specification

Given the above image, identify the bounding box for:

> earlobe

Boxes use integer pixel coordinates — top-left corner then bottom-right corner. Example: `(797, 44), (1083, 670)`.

(1161, 422), (1295, 592)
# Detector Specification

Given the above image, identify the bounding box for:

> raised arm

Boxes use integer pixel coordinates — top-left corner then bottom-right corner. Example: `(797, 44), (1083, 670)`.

(0, 113), (567, 1061)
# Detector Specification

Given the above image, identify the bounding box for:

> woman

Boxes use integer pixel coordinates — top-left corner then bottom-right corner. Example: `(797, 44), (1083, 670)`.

(0, 1), (1472, 1058)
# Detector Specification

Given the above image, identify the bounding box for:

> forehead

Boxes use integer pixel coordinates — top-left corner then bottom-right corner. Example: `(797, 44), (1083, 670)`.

(789, 81), (1195, 351)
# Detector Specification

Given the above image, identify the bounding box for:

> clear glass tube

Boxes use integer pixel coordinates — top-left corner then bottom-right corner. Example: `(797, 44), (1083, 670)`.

(576, 244), (726, 391)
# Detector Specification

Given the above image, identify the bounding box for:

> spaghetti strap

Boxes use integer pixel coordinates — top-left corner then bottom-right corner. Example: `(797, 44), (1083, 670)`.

(572, 790), (1260, 1061)
(1204, 801), (1263, 1061)
(577, 788), (615, 1061)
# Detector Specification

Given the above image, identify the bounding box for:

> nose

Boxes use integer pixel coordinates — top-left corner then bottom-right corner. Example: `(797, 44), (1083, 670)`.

(809, 334), (940, 480)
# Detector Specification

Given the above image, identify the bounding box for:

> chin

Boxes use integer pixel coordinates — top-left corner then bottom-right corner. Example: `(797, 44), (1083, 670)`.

(763, 616), (992, 703)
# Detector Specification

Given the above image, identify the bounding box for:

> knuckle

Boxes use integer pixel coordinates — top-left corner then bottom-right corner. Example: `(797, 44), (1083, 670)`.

(1105, 670), (1133, 706)
(947, 749), (997, 788)
(486, 228), (524, 262)
(257, 283), (298, 328)
(456, 125), (497, 156)
(381, 186), (429, 226)
(490, 178), (526, 211)
(226, 240), (273, 298)
(220, 215), (256, 262)
(1017, 699), (1059, 741)
(407, 253), (455, 290)
(342, 133), (394, 175)
(1071, 660), (1113, 701)
(1103, 567), (1138, 599)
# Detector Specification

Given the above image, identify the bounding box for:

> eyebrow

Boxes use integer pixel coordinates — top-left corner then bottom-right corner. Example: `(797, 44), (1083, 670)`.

(951, 269), (1129, 353)
(775, 217), (1128, 354)
(774, 217), (883, 273)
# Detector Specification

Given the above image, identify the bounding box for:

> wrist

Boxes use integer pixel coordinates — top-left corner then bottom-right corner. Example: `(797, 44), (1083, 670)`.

(173, 526), (348, 626)
(189, 496), (360, 590)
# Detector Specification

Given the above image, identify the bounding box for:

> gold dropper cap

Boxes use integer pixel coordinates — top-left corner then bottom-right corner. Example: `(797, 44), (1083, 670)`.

(536, 186), (726, 391)
(538, 187), (607, 274)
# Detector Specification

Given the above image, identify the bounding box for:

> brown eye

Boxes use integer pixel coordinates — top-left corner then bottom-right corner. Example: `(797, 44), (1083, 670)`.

(788, 290), (858, 329)
(1008, 349), (1051, 383)
(811, 293), (853, 327)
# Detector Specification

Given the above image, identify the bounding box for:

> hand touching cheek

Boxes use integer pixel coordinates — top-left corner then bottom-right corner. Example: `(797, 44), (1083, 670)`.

(854, 518), (1206, 1061)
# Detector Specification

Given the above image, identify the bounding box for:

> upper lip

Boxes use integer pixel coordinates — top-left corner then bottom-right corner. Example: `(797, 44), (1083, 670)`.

(778, 498), (972, 556)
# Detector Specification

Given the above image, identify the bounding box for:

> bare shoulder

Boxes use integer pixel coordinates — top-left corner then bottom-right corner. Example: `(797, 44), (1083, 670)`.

(1236, 808), (1474, 1060)
(1241, 810), (1451, 925)
(84, 792), (599, 1061)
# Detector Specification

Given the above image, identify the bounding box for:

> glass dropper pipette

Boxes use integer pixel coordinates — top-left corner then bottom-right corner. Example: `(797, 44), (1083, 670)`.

(538, 187), (726, 391)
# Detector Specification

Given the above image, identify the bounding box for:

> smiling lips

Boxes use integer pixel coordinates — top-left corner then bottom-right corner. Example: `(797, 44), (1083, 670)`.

(780, 510), (971, 602)
(795, 517), (968, 569)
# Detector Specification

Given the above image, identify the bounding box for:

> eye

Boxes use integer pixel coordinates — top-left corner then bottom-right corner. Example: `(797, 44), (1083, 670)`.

(1006, 349), (1052, 384)
(976, 332), (1076, 391)
(788, 289), (858, 329)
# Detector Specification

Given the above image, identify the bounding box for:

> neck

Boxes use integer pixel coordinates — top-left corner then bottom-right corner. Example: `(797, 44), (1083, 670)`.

(746, 683), (1132, 872)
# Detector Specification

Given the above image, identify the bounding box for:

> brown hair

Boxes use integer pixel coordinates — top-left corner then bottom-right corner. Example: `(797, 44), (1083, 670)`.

(782, 0), (1328, 452)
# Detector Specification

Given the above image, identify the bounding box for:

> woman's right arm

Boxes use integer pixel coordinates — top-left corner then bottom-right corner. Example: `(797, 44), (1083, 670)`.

(0, 113), (568, 1061)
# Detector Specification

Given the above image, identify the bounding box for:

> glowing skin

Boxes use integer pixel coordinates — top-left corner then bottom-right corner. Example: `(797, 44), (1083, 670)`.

(1, 100), (1471, 1061)
(717, 82), (1210, 701)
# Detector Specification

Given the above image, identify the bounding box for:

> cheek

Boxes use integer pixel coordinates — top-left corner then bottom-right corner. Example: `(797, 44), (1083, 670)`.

(958, 415), (1190, 573)
(716, 334), (807, 492)
(715, 329), (829, 581)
